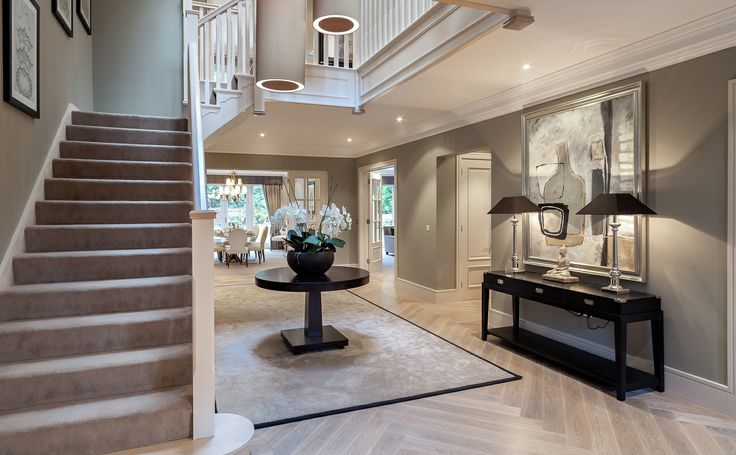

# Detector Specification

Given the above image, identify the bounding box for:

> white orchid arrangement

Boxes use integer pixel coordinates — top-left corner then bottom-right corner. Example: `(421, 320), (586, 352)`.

(270, 180), (353, 253)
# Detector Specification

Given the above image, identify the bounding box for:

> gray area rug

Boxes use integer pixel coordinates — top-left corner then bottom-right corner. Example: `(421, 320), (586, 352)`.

(215, 285), (519, 428)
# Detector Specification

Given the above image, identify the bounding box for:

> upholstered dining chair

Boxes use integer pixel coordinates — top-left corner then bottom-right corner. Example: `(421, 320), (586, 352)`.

(225, 229), (249, 267)
(246, 224), (270, 264)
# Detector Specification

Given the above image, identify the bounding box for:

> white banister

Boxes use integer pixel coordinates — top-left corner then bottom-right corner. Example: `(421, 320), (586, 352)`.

(189, 210), (216, 439)
(356, 0), (435, 66)
(187, 40), (207, 211)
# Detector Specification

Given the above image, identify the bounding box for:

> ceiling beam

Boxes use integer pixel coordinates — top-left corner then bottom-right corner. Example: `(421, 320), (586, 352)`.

(435, 1), (534, 30)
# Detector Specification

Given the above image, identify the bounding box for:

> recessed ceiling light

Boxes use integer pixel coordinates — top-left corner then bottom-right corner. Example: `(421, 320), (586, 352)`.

(347, 138), (353, 143)
(522, 63), (531, 70)
(259, 132), (266, 137)
(396, 116), (403, 123)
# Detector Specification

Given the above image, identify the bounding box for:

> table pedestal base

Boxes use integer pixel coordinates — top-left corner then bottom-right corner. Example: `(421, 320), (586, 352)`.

(280, 325), (348, 354)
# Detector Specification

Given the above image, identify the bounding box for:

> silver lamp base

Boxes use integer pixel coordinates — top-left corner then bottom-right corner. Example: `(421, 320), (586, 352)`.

(505, 266), (525, 274)
(601, 284), (630, 294)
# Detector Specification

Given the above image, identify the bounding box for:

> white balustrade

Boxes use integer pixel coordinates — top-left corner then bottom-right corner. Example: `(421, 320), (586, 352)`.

(197, 0), (255, 105)
(357, 0), (434, 65)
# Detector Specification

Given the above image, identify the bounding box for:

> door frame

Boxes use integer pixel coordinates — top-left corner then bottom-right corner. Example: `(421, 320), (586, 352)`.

(456, 150), (492, 299)
(358, 159), (398, 278)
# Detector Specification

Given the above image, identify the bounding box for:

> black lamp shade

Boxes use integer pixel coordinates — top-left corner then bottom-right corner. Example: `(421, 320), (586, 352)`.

(577, 193), (656, 216)
(488, 196), (540, 214)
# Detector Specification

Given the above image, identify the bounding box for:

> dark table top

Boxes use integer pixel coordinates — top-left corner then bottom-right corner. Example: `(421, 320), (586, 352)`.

(255, 266), (370, 292)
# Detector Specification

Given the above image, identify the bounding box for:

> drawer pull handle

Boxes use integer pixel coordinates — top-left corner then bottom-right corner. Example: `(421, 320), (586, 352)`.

(584, 298), (595, 306)
(535, 288), (544, 294)
(497, 279), (504, 285)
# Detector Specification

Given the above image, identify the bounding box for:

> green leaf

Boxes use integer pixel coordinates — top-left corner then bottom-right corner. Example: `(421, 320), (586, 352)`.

(304, 235), (322, 246)
(326, 237), (345, 248)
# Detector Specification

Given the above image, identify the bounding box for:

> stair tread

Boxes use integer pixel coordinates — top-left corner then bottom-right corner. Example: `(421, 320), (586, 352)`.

(54, 158), (193, 167)
(62, 140), (192, 151)
(47, 177), (192, 184)
(15, 247), (191, 259)
(68, 124), (191, 135)
(26, 223), (192, 230)
(0, 385), (192, 431)
(74, 111), (188, 122)
(0, 344), (191, 379)
(0, 307), (192, 334)
(38, 200), (194, 205)
(0, 275), (192, 295)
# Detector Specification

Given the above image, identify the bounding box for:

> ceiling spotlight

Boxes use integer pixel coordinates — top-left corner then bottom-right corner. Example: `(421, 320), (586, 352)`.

(347, 138), (353, 143)
(313, 0), (360, 35)
(522, 63), (531, 70)
(396, 116), (403, 123)
(259, 133), (266, 137)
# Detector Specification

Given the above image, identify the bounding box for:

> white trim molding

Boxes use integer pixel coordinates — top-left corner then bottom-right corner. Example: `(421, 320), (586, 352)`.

(727, 78), (736, 396)
(395, 277), (465, 304)
(356, 5), (736, 157)
(0, 104), (78, 289)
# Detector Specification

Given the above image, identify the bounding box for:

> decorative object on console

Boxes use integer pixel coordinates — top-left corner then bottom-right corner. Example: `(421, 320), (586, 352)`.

(488, 196), (540, 273)
(542, 245), (579, 283)
(52, 0), (73, 37)
(577, 193), (656, 294)
(256, 0), (306, 92)
(77, 0), (90, 35)
(3, 0), (40, 118)
(313, 0), (360, 35)
(272, 180), (353, 276)
(523, 82), (647, 281)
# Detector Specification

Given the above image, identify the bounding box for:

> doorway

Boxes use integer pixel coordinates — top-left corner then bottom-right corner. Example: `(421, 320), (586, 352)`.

(456, 151), (492, 300)
(358, 161), (398, 277)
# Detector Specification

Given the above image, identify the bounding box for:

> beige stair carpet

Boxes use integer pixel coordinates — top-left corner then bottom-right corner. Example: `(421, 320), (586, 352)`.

(215, 285), (519, 428)
(0, 111), (195, 455)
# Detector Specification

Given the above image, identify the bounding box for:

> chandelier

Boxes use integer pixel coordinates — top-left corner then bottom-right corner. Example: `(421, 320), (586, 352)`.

(218, 171), (245, 202)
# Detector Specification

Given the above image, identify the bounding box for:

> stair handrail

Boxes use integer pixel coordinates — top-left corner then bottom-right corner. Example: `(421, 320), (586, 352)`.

(187, 42), (207, 212)
(197, 0), (241, 27)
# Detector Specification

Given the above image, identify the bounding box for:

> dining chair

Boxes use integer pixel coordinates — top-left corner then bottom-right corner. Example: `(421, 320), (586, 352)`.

(225, 229), (249, 267)
(246, 224), (270, 264)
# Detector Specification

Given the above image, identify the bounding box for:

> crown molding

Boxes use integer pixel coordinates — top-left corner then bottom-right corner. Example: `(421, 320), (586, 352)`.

(207, 142), (358, 159)
(355, 5), (736, 157)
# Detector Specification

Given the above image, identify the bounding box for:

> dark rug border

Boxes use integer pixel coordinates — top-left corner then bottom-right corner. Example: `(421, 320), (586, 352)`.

(238, 288), (521, 429)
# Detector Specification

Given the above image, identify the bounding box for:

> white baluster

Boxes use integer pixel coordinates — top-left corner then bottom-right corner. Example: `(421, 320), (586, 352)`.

(204, 21), (211, 104)
(237, 1), (245, 74)
(343, 34), (349, 68)
(227, 10), (234, 90)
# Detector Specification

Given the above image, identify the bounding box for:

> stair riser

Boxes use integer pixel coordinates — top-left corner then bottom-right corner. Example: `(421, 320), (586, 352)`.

(0, 393), (192, 455)
(67, 126), (191, 146)
(61, 141), (192, 163)
(0, 355), (192, 412)
(35, 201), (193, 225)
(13, 252), (192, 285)
(45, 179), (193, 201)
(25, 225), (192, 253)
(0, 314), (192, 363)
(0, 279), (192, 321)
(72, 111), (188, 132)
(53, 159), (193, 181)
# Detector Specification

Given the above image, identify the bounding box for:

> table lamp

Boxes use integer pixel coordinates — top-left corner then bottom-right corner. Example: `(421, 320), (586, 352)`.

(577, 193), (656, 294)
(489, 196), (540, 273)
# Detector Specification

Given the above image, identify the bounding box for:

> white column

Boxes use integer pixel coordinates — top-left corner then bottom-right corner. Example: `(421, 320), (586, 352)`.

(190, 210), (217, 439)
(245, 184), (256, 229)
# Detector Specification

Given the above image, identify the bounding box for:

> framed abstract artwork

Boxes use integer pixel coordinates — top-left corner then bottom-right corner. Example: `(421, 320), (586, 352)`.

(77, 0), (90, 35)
(53, 0), (73, 37)
(3, 0), (40, 118)
(522, 82), (648, 281)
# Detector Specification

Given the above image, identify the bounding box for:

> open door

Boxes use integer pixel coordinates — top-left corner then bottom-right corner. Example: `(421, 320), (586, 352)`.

(369, 172), (383, 269)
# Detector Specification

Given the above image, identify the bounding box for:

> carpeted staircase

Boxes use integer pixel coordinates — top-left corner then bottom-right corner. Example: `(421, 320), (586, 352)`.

(0, 111), (196, 454)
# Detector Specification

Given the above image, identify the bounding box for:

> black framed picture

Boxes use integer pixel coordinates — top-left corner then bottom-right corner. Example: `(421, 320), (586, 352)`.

(3, 0), (40, 118)
(77, 0), (90, 35)
(53, 0), (73, 37)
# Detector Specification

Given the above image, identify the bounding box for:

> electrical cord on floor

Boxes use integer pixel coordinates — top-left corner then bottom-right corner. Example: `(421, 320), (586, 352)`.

(566, 310), (610, 330)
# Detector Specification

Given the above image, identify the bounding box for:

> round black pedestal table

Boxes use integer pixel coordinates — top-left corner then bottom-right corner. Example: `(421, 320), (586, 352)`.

(255, 266), (370, 354)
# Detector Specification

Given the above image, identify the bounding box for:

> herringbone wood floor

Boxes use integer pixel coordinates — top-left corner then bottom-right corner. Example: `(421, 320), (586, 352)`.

(216, 256), (736, 454)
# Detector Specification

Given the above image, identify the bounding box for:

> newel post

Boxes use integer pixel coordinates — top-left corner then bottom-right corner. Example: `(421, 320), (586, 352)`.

(190, 210), (217, 439)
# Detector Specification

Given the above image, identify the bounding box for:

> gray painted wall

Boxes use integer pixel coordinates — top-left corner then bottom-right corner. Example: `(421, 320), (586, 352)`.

(92, 0), (183, 117)
(205, 153), (359, 265)
(0, 0), (94, 260)
(436, 155), (457, 289)
(357, 46), (736, 384)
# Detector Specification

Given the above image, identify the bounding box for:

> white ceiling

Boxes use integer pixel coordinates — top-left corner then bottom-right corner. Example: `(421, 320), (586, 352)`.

(208, 0), (736, 158)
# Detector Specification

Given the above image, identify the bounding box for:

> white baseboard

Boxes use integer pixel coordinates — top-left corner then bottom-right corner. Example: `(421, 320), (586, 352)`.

(0, 104), (78, 289)
(490, 309), (736, 418)
(395, 277), (466, 303)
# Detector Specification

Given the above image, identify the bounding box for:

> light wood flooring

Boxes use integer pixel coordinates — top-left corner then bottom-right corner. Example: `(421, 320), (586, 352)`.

(215, 254), (736, 455)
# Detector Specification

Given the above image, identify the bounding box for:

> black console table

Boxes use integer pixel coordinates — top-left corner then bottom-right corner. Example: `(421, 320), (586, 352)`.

(255, 266), (370, 354)
(482, 271), (664, 401)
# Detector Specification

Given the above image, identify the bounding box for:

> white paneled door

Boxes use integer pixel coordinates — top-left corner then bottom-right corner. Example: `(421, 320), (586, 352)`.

(370, 172), (383, 269)
(457, 152), (492, 300)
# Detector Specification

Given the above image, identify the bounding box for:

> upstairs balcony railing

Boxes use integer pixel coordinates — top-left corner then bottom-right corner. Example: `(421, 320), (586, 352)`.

(357, 0), (434, 64)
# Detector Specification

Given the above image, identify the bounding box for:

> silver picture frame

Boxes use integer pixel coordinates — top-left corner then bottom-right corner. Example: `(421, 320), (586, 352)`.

(522, 81), (648, 282)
